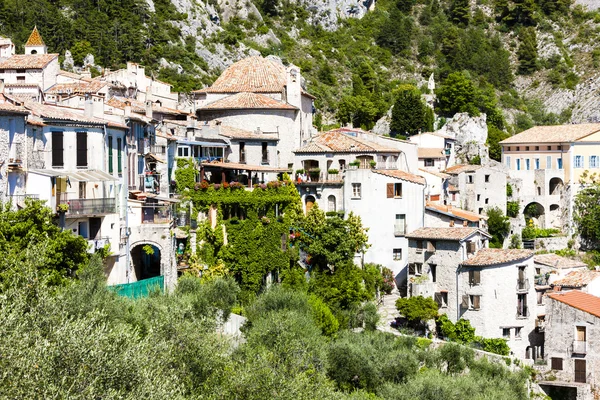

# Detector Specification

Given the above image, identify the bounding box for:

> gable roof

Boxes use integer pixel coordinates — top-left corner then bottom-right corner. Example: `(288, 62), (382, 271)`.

(499, 123), (600, 144)
(406, 227), (489, 241)
(461, 249), (533, 267)
(0, 103), (29, 115)
(199, 92), (297, 111)
(193, 56), (287, 94)
(551, 270), (600, 288)
(534, 253), (588, 270)
(295, 130), (399, 153)
(217, 124), (279, 141)
(25, 26), (45, 46)
(444, 164), (481, 175)
(419, 168), (451, 179)
(548, 291), (600, 318)
(418, 148), (445, 158)
(373, 169), (426, 185)
(425, 202), (483, 222)
(45, 81), (108, 94)
(0, 54), (58, 69)
(23, 101), (127, 129)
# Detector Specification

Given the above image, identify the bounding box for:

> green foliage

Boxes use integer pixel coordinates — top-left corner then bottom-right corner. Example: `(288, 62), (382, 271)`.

(436, 315), (476, 344)
(521, 221), (561, 239)
(517, 27), (539, 74)
(390, 87), (434, 137)
(506, 183), (513, 197)
(395, 296), (439, 327)
(487, 126), (510, 161)
(435, 72), (479, 117)
(469, 155), (481, 165)
(70, 40), (94, 66)
(507, 201), (520, 218)
(477, 338), (511, 356)
(381, 267), (395, 294)
(574, 182), (600, 249)
(363, 263), (385, 301)
(487, 207), (510, 248)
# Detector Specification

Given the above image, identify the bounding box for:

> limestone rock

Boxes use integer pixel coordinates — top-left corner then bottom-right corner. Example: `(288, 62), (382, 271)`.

(63, 50), (74, 71)
(83, 54), (95, 68)
(372, 107), (392, 136)
(437, 113), (489, 164)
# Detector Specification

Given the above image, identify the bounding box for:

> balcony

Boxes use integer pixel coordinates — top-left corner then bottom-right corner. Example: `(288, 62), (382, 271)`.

(6, 194), (39, 207)
(138, 173), (161, 194)
(62, 198), (116, 217)
(142, 205), (173, 224)
(149, 145), (166, 155)
(7, 142), (24, 169)
(517, 279), (530, 292)
(572, 340), (587, 355)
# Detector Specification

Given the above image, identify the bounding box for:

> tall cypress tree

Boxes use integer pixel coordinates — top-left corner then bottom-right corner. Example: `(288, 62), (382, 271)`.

(517, 27), (538, 74)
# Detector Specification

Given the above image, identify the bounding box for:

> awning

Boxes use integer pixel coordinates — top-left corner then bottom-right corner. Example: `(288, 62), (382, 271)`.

(177, 139), (228, 147)
(145, 153), (165, 163)
(28, 169), (118, 182)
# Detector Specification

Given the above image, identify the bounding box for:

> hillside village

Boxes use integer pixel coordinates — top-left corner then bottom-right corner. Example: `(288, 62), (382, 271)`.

(2, 26), (600, 398)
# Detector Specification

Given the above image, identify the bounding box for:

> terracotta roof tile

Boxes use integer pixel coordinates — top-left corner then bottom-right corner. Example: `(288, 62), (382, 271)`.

(25, 26), (45, 46)
(551, 270), (600, 288)
(500, 123), (600, 144)
(23, 102), (127, 129)
(295, 130), (399, 153)
(373, 169), (426, 185)
(200, 92), (297, 111)
(194, 56), (287, 93)
(0, 103), (29, 114)
(0, 54), (58, 69)
(406, 227), (487, 241)
(534, 253), (588, 270)
(217, 124), (279, 141)
(419, 168), (451, 179)
(448, 184), (459, 192)
(461, 248), (533, 267)
(444, 164), (481, 174)
(57, 70), (92, 82)
(425, 202), (483, 222)
(418, 148), (446, 158)
(45, 81), (108, 94)
(548, 291), (600, 318)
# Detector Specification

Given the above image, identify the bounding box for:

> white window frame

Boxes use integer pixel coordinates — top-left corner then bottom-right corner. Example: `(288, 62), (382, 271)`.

(590, 155), (599, 169)
(575, 155), (584, 168)
(351, 183), (361, 199)
(393, 248), (402, 261)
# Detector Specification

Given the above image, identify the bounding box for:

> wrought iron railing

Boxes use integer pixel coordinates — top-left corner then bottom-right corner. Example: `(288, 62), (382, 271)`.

(138, 173), (161, 194)
(141, 205), (173, 224)
(61, 198), (117, 216)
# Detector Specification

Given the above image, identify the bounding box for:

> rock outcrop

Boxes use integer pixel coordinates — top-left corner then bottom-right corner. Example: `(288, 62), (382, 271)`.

(437, 113), (489, 164)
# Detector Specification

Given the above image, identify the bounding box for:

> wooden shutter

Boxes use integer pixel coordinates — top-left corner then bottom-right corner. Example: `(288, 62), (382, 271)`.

(408, 263), (415, 275)
(76, 132), (87, 167)
(427, 241), (436, 252)
(461, 295), (469, 308)
(473, 295), (480, 310)
(52, 131), (64, 167)
(467, 242), (476, 253)
(551, 358), (563, 371)
(577, 326), (586, 341)
(473, 270), (480, 285)
(386, 183), (394, 198)
(518, 267), (525, 281)
(434, 292), (442, 306)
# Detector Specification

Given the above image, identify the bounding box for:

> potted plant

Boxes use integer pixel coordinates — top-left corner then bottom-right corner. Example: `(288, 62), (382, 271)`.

(349, 160), (360, 168)
(57, 203), (69, 213)
(327, 168), (339, 174)
(369, 160), (377, 168)
(309, 168), (321, 179)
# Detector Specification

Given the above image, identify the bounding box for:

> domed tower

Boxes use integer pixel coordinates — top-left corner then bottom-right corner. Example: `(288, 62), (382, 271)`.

(24, 26), (47, 55)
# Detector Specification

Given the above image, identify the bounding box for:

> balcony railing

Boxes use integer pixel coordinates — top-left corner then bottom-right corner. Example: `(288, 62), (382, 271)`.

(8, 142), (24, 166)
(6, 194), (39, 207)
(142, 205), (173, 224)
(517, 279), (530, 292)
(572, 340), (587, 354)
(138, 173), (161, 194)
(516, 306), (529, 319)
(394, 224), (406, 236)
(150, 145), (166, 155)
(62, 198), (116, 216)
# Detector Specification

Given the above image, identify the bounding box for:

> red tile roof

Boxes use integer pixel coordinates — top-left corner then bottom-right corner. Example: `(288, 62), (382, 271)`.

(194, 56), (287, 94)
(461, 248), (533, 267)
(0, 54), (58, 69)
(217, 124), (279, 141)
(0, 103), (29, 114)
(500, 123), (600, 144)
(406, 227), (487, 241)
(425, 202), (483, 222)
(548, 290), (600, 318)
(45, 81), (108, 94)
(419, 168), (451, 179)
(444, 164), (481, 175)
(200, 92), (297, 111)
(25, 26), (45, 46)
(551, 270), (600, 288)
(534, 253), (587, 270)
(373, 169), (426, 185)
(23, 102), (127, 129)
(418, 148), (445, 158)
(295, 130), (399, 153)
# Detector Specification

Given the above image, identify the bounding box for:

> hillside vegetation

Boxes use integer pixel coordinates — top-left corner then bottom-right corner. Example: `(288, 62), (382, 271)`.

(1, 0), (599, 130)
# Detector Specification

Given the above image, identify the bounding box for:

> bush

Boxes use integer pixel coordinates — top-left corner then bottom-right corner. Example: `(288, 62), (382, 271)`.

(506, 183), (513, 197)
(506, 201), (520, 218)
(476, 337), (510, 356)
(396, 296), (439, 327)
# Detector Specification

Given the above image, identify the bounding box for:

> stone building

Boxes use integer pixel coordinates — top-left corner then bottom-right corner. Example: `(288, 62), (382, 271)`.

(424, 202), (485, 229)
(0, 103), (29, 206)
(550, 270), (600, 297)
(542, 290), (600, 398)
(408, 131), (455, 169)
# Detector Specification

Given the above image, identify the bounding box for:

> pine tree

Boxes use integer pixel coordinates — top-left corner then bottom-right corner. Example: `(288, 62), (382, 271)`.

(517, 27), (538, 74)
(449, 0), (471, 26)
(390, 87), (433, 137)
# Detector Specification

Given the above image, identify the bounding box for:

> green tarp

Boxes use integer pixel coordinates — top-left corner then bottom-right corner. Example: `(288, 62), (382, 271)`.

(110, 276), (164, 299)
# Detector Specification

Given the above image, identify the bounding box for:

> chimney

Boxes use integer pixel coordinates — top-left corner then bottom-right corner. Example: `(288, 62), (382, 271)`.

(124, 100), (131, 117)
(186, 114), (196, 129)
(84, 94), (93, 118)
(286, 65), (302, 109)
(145, 100), (152, 118)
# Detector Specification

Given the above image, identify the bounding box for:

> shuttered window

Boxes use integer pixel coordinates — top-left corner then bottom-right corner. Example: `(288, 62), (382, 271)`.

(470, 295), (481, 310)
(469, 270), (481, 285)
(461, 295), (469, 308)
(386, 183), (394, 198)
(117, 138), (122, 174)
(52, 131), (64, 167)
(76, 132), (87, 167)
(108, 136), (113, 174)
(551, 358), (563, 370)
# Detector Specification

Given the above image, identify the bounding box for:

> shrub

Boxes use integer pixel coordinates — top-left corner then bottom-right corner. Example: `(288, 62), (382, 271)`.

(396, 296), (439, 327)
(507, 201), (520, 218)
(469, 155), (481, 165)
(476, 337), (510, 356)
(506, 183), (513, 197)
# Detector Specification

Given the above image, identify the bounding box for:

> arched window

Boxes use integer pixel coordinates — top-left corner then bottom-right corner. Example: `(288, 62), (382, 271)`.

(328, 195), (336, 212)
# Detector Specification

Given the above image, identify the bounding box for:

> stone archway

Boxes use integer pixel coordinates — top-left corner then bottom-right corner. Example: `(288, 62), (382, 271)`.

(524, 202), (545, 228)
(549, 177), (563, 195)
(130, 240), (164, 282)
(305, 195), (316, 215)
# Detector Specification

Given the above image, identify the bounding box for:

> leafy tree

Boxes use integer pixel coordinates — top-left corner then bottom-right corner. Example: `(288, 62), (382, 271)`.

(574, 181), (600, 249)
(486, 206), (510, 248)
(437, 315), (476, 343)
(487, 126), (510, 161)
(395, 296), (439, 327)
(517, 27), (538, 74)
(507, 201), (520, 218)
(435, 72), (479, 117)
(390, 87), (434, 137)
(70, 40), (94, 66)
(336, 95), (379, 130)
(449, 0), (471, 26)
(376, 10), (414, 55)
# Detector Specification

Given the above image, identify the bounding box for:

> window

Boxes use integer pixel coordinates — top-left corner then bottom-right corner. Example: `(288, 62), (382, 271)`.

(430, 264), (437, 282)
(516, 159), (521, 170)
(16, 76), (25, 81)
(51, 131), (64, 168)
(79, 181), (86, 199)
(261, 142), (268, 163)
(467, 175), (474, 184)
(393, 248), (402, 260)
(239, 141), (246, 163)
(477, 194), (481, 201)
(177, 146), (190, 157)
(327, 195), (336, 212)
(575, 155), (584, 168)
(352, 183), (361, 198)
(434, 292), (448, 307)
(425, 158), (434, 167)
(506, 156), (511, 168)
(546, 155), (552, 169)
(517, 294), (528, 318)
(591, 156), (599, 168)
(516, 146), (520, 151)
(416, 240), (424, 253)
(535, 158), (540, 169)
(526, 159), (530, 170)
(535, 146), (539, 151)
(506, 146), (511, 151)
(427, 241), (436, 252)
(551, 358), (563, 371)
(394, 183), (402, 197)
(547, 146), (552, 151)
(485, 198), (489, 204)
(469, 269), (481, 285)
(557, 158), (563, 169)
(485, 174), (490, 182)
(394, 214), (406, 236)
(467, 241), (477, 254)
(408, 263), (422, 275)
(339, 159), (346, 170)
(117, 138), (122, 174)
(108, 136), (113, 173)
(515, 327), (522, 339)
(526, 146), (530, 151)
(470, 295), (481, 310)
(478, 207), (484, 214)
(502, 328), (510, 338)
(76, 132), (88, 167)
(537, 291), (544, 305)
(386, 183), (402, 198)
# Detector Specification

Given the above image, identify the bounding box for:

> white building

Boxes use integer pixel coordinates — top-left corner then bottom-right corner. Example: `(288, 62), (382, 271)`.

(0, 36), (15, 58)
(408, 131), (455, 168)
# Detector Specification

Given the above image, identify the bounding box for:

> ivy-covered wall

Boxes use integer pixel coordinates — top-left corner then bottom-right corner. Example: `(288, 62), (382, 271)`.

(175, 159), (303, 302)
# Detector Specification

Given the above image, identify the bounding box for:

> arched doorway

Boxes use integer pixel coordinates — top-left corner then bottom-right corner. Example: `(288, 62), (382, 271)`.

(549, 177), (563, 195)
(131, 243), (161, 281)
(356, 155), (374, 169)
(524, 202), (545, 228)
(305, 195), (316, 215)
(328, 195), (336, 212)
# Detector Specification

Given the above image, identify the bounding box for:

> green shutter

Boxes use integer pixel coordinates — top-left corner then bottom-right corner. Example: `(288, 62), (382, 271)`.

(117, 138), (122, 174)
(108, 136), (113, 174)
